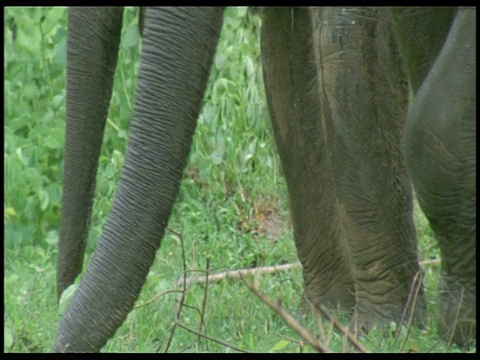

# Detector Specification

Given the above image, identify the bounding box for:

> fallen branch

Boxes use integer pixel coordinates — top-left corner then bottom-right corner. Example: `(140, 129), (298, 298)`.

(175, 322), (250, 353)
(419, 258), (440, 267)
(182, 262), (302, 287)
(164, 228), (188, 353)
(303, 296), (369, 353)
(181, 258), (439, 288)
(242, 276), (329, 353)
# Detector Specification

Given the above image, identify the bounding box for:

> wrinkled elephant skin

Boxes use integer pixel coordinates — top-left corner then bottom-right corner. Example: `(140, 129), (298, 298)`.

(55, 7), (475, 352)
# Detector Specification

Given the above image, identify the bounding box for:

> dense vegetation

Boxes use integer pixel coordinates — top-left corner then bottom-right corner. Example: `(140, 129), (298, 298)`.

(4, 7), (473, 353)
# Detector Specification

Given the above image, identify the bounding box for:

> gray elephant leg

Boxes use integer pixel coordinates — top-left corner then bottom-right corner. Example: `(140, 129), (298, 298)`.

(261, 8), (356, 310)
(311, 7), (426, 329)
(391, 7), (456, 94)
(401, 9), (476, 345)
(58, 7), (124, 299)
(54, 7), (224, 352)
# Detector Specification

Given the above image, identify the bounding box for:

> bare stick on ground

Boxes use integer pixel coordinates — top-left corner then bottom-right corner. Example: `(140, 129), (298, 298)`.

(183, 258), (439, 287)
(164, 228), (188, 353)
(182, 262), (302, 287)
(242, 276), (330, 353)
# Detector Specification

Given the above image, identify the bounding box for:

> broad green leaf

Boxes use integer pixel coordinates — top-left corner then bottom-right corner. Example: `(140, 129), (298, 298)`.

(5, 207), (17, 217)
(269, 339), (290, 352)
(58, 283), (79, 315)
(122, 23), (140, 49)
(4, 325), (13, 350)
(44, 229), (58, 246)
(38, 188), (49, 210)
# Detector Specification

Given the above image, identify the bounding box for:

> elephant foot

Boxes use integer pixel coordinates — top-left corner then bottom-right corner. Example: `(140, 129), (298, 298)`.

(349, 275), (428, 338)
(301, 277), (356, 315)
(299, 289), (356, 317)
(436, 275), (476, 347)
(348, 309), (424, 335)
(347, 302), (427, 343)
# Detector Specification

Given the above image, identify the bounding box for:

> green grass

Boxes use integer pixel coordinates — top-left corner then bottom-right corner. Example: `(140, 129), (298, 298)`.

(4, 7), (474, 353)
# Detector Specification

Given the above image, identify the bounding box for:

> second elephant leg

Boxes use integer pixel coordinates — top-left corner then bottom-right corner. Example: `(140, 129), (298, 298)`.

(401, 9), (476, 346)
(261, 7), (355, 311)
(311, 7), (426, 329)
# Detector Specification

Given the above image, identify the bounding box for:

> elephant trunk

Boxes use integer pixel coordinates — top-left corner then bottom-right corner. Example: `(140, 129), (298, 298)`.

(54, 7), (224, 352)
(57, 7), (123, 300)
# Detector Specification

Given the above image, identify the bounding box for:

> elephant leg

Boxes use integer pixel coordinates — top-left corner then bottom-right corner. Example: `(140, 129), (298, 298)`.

(311, 7), (426, 330)
(402, 9), (476, 346)
(54, 7), (224, 352)
(261, 8), (355, 310)
(391, 7), (456, 95)
(58, 7), (124, 299)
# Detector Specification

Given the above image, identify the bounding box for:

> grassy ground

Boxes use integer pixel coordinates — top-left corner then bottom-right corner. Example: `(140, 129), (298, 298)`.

(4, 7), (474, 353)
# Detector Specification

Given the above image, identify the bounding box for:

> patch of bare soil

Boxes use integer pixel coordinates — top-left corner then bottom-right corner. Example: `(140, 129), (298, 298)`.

(237, 195), (290, 244)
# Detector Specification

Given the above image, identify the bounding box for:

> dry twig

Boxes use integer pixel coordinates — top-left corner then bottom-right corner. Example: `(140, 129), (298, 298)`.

(164, 228), (188, 353)
(182, 262), (302, 287)
(196, 258), (210, 350)
(242, 276), (329, 353)
(395, 270), (424, 351)
(175, 322), (250, 353)
(182, 258), (438, 288)
(302, 295), (369, 353)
